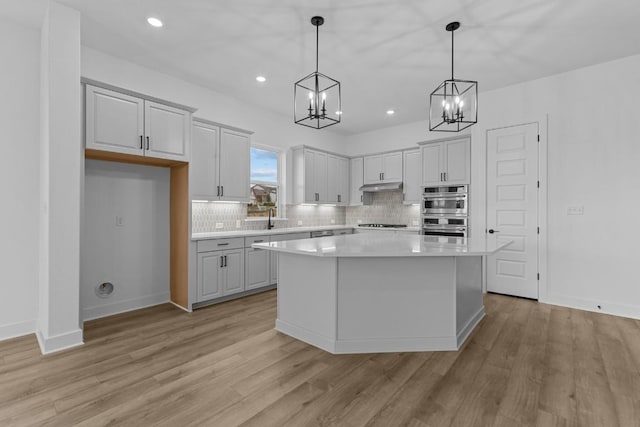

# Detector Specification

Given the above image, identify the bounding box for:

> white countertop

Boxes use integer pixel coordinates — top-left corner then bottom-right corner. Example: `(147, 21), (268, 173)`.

(253, 233), (511, 257)
(191, 225), (353, 240)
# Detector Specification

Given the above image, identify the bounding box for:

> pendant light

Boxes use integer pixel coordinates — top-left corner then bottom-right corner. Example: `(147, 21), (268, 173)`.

(429, 22), (478, 132)
(294, 16), (341, 129)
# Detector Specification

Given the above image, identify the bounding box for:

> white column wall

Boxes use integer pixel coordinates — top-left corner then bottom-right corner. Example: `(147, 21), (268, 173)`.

(37, 1), (83, 353)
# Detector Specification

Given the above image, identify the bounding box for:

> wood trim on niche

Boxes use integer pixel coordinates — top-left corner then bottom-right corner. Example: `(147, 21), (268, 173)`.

(85, 149), (190, 310)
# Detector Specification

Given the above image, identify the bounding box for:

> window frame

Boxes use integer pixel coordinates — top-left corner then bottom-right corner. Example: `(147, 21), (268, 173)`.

(248, 143), (282, 218)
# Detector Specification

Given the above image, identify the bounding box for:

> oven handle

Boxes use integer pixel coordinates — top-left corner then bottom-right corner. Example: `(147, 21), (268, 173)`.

(423, 194), (467, 200)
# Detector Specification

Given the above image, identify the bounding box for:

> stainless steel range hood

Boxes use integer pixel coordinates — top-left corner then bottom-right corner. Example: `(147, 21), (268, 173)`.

(358, 182), (403, 192)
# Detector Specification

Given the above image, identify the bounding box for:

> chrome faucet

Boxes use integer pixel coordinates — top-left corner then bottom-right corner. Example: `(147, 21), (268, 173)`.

(267, 208), (274, 230)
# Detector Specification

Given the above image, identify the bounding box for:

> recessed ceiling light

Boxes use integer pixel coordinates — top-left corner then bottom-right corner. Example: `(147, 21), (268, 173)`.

(256, 76), (266, 83)
(147, 17), (163, 28)
(386, 110), (395, 115)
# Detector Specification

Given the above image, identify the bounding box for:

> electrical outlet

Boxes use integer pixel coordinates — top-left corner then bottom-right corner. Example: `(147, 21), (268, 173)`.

(115, 216), (124, 227)
(297, 220), (303, 226)
(236, 220), (241, 228)
(412, 220), (419, 226)
(215, 222), (224, 229)
(567, 206), (584, 215)
(330, 219), (335, 224)
(357, 219), (362, 224)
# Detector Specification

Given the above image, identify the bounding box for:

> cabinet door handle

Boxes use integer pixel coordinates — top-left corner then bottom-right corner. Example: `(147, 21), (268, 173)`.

(217, 242), (229, 246)
(217, 186), (220, 197)
(224, 255), (227, 267)
(253, 240), (264, 243)
(444, 172), (447, 182)
(360, 195), (363, 202)
(220, 256), (224, 268)
(382, 172), (384, 181)
(146, 136), (150, 150)
(139, 135), (143, 149)
(337, 195), (341, 203)
(221, 186), (224, 197)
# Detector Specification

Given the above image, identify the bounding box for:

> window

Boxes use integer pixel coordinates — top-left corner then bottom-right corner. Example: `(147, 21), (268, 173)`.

(248, 146), (279, 217)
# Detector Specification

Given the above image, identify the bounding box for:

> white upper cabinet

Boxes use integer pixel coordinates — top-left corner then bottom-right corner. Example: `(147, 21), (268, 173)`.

(191, 121), (219, 200)
(420, 137), (470, 186)
(219, 128), (250, 202)
(292, 147), (345, 205)
(86, 85), (144, 156)
(327, 155), (349, 205)
(85, 84), (191, 162)
(349, 157), (364, 206)
(190, 119), (251, 202)
(363, 151), (403, 184)
(144, 101), (190, 161)
(402, 149), (421, 204)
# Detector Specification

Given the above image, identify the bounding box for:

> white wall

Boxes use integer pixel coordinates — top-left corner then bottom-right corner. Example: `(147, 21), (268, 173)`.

(81, 160), (170, 320)
(345, 53), (640, 320)
(0, 17), (41, 340)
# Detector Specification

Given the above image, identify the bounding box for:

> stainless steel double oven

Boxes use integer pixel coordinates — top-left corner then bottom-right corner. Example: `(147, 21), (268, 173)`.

(421, 184), (468, 238)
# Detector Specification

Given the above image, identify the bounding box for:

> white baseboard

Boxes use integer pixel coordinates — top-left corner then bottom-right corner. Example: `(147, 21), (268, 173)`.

(82, 292), (170, 321)
(456, 307), (485, 348)
(36, 328), (84, 355)
(276, 318), (460, 354)
(0, 319), (36, 342)
(541, 294), (640, 320)
(275, 319), (336, 353)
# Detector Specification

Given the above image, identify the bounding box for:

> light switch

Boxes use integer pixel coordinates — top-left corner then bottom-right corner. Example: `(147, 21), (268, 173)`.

(297, 220), (303, 225)
(567, 206), (584, 215)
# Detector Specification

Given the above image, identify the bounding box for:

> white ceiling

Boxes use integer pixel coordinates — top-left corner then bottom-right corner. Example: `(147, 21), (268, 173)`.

(11, 0), (640, 135)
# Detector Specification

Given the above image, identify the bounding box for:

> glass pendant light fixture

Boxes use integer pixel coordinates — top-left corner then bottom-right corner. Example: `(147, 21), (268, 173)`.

(294, 16), (341, 129)
(429, 22), (478, 132)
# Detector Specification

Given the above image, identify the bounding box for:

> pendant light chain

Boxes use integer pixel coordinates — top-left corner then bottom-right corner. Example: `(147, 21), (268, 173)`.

(451, 27), (454, 80)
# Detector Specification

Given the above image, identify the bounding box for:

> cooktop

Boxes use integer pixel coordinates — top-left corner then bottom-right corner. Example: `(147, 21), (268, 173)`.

(358, 224), (407, 228)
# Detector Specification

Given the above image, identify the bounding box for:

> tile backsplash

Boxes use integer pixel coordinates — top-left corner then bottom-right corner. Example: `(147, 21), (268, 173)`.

(345, 191), (420, 226)
(191, 190), (420, 234)
(191, 202), (346, 233)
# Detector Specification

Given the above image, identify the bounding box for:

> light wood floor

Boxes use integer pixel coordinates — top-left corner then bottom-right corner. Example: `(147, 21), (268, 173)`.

(1, 291), (640, 426)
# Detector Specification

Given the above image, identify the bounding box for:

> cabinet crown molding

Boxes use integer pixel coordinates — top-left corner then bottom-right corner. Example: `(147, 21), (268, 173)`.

(81, 77), (198, 113)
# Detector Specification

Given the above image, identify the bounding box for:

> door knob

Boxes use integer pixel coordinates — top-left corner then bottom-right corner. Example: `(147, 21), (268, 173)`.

(488, 229), (499, 234)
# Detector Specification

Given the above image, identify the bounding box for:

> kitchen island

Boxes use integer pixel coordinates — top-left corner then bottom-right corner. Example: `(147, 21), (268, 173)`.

(253, 234), (511, 354)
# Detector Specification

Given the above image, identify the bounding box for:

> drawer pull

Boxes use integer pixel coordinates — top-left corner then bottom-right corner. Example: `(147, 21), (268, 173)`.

(253, 240), (264, 243)
(217, 242), (229, 246)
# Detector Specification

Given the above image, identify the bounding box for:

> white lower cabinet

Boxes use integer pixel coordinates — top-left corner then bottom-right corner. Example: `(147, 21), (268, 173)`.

(245, 236), (270, 291)
(195, 231), (323, 304)
(196, 238), (245, 301)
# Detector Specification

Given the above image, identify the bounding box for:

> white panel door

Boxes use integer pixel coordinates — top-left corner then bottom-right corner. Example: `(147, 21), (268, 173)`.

(144, 101), (190, 161)
(85, 85), (144, 156)
(197, 252), (223, 301)
(190, 122), (219, 200)
(219, 129), (250, 202)
(422, 143), (443, 186)
(222, 249), (245, 296)
(349, 157), (364, 205)
(402, 149), (421, 204)
(486, 123), (539, 299)
(382, 152), (403, 182)
(444, 138), (470, 184)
